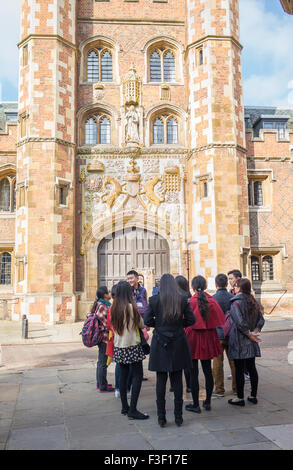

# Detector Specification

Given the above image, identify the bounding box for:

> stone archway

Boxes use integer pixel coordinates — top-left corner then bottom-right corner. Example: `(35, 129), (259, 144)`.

(97, 226), (170, 288)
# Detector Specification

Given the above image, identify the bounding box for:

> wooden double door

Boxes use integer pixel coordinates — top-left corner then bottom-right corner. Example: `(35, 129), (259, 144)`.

(98, 227), (170, 288)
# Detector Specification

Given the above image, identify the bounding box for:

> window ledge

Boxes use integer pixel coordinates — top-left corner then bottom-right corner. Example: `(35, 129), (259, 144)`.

(145, 81), (184, 86)
(0, 213), (16, 218)
(0, 285), (13, 293)
(80, 81), (118, 86)
(249, 206), (272, 213)
(150, 144), (184, 148)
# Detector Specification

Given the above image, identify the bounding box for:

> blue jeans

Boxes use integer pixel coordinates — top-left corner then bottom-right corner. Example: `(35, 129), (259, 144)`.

(115, 363), (133, 391)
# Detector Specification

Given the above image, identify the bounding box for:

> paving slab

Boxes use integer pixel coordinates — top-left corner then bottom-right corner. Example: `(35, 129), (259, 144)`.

(226, 442), (282, 450)
(7, 424), (69, 450)
(0, 384), (19, 402)
(13, 406), (65, 429)
(210, 428), (269, 447)
(255, 424), (293, 450)
(150, 432), (225, 450)
(0, 401), (15, 420)
(0, 419), (12, 445)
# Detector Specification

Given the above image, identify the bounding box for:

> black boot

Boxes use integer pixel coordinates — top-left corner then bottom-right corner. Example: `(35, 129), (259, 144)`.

(174, 398), (183, 426)
(156, 399), (166, 427)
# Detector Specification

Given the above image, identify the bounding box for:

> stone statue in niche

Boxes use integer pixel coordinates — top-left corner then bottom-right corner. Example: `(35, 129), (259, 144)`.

(125, 105), (139, 145)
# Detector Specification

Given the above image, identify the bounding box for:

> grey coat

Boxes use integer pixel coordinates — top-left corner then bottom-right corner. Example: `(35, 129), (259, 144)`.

(228, 293), (265, 360)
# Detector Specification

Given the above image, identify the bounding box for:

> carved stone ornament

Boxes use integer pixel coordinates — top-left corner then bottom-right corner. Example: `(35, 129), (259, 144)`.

(123, 64), (142, 106)
(163, 166), (181, 192)
(86, 175), (103, 193)
(87, 161), (105, 172)
(98, 157), (166, 214)
(93, 83), (105, 101)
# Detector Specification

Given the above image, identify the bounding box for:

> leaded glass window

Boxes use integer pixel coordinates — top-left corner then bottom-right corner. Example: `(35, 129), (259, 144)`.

(100, 117), (111, 144)
(85, 118), (97, 145)
(262, 256), (274, 281)
(87, 51), (99, 82)
(251, 256), (261, 281)
(150, 52), (161, 82)
(153, 118), (164, 144)
(0, 252), (11, 285)
(0, 178), (10, 211)
(167, 118), (178, 144)
(87, 48), (113, 82)
(163, 52), (176, 82)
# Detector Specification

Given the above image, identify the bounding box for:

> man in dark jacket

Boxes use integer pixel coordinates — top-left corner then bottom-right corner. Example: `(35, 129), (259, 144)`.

(127, 269), (148, 381)
(127, 270), (147, 319)
(212, 274), (236, 397)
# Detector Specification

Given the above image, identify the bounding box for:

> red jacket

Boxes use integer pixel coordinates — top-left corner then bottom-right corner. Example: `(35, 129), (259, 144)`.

(185, 292), (225, 360)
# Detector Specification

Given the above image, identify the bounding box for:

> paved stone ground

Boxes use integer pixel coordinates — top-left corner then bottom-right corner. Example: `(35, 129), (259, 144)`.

(0, 330), (292, 450)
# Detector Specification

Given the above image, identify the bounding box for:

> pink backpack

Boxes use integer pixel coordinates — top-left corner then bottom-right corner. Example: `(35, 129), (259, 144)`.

(81, 313), (104, 348)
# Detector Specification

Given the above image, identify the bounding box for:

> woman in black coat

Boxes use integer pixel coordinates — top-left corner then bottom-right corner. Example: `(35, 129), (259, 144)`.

(144, 274), (196, 427)
(228, 278), (265, 407)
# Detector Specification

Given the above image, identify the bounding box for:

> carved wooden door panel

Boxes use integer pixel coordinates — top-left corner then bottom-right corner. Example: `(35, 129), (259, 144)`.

(98, 227), (170, 288)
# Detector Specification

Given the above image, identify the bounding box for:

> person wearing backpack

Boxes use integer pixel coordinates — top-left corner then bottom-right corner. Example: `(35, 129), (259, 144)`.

(110, 281), (149, 420)
(228, 278), (265, 407)
(94, 286), (115, 393)
(212, 274), (236, 397)
(144, 274), (196, 428)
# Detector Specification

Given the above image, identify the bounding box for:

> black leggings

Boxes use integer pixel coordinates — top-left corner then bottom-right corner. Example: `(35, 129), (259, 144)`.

(234, 358), (258, 399)
(156, 370), (183, 419)
(190, 359), (214, 407)
(119, 361), (143, 413)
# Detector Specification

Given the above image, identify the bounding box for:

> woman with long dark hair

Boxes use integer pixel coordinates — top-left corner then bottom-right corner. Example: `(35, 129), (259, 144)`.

(144, 274), (195, 427)
(175, 275), (192, 394)
(185, 276), (225, 413)
(110, 281), (149, 420)
(93, 286), (114, 393)
(228, 278), (264, 407)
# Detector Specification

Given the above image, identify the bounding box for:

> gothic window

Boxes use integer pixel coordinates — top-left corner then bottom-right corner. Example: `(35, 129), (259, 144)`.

(166, 117), (178, 144)
(85, 114), (111, 145)
(101, 51), (113, 81)
(153, 118), (164, 144)
(99, 117), (111, 144)
(87, 48), (113, 82)
(163, 52), (176, 82)
(87, 51), (99, 82)
(85, 118), (97, 145)
(0, 252), (11, 285)
(150, 52), (161, 81)
(251, 254), (274, 282)
(0, 175), (16, 212)
(153, 115), (179, 145)
(150, 47), (176, 82)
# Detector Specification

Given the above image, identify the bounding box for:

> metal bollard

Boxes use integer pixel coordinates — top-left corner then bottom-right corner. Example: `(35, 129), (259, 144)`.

(22, 315), (28, 339)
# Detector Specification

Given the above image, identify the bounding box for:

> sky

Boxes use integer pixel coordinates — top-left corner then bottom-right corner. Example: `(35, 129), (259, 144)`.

(0, 0), (292, 107)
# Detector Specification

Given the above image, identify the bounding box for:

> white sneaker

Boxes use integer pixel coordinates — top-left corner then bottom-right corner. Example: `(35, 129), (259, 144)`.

(115, 390), (120, 398)
(227, 375), (232, 380)
(212, 391), (225, 398)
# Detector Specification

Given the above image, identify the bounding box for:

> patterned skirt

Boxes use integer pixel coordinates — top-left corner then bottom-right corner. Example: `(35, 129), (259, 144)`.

(113, 344), (146, 365)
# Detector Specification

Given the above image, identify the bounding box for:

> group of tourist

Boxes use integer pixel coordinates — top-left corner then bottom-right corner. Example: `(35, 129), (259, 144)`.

(91, 269), (265, 426)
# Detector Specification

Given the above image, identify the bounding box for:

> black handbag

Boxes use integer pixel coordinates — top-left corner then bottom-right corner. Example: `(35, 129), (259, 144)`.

(139, 329), (150, 355)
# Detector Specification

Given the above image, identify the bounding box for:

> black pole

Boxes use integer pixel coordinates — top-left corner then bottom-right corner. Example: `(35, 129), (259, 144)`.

(22, 315), (28, 339)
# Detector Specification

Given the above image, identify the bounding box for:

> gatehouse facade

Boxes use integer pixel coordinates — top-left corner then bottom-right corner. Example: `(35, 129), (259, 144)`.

(0, 0), (293, 323)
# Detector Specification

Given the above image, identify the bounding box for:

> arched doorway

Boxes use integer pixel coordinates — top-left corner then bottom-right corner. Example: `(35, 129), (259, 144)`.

(98, 227), (170, 287)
